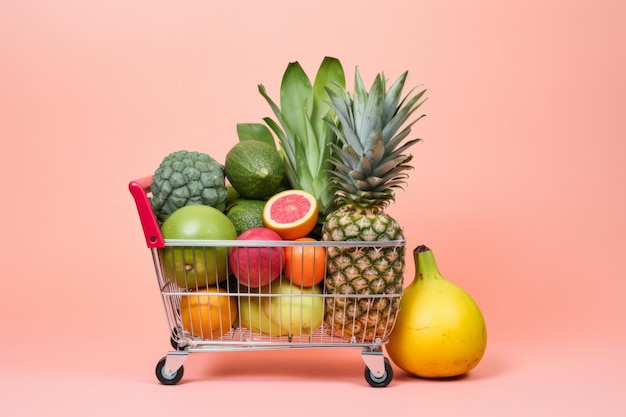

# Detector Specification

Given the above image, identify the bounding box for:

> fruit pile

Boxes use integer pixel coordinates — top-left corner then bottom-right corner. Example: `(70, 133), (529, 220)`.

(144, 56), (487, 378)
(153, 141), (329, 340)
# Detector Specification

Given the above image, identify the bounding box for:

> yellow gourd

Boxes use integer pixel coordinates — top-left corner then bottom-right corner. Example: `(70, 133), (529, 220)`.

(386, 245), (487, 378)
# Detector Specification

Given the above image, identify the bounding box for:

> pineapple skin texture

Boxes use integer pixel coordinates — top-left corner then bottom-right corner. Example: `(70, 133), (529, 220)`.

(320, 69), (427, 343)
(322, 206), (405, 342)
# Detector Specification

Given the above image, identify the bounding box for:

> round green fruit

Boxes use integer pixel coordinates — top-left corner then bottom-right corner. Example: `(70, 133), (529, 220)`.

(224, 141), (284, 199)
(224, 183), (241, 208)
(160, 204), (237, 289)
(226, 199), (267, 235)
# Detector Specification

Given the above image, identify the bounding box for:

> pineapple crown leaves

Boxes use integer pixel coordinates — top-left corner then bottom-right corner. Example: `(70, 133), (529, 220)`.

(324, 68), (428, 208)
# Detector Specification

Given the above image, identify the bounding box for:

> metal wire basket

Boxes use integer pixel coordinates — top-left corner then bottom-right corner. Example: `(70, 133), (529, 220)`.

(129, 176), (404, 387)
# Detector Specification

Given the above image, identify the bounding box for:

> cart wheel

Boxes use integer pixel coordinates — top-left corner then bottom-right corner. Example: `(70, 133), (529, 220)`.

(170, 335), (179, 350)
(364, 357), (393, 387)
(170, 331), (184, 350)
(170, 327), (188, 350)
(155, 357), (184, 385)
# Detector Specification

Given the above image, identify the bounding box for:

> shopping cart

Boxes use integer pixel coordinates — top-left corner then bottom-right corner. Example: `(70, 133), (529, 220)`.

(129, 176), (404, 387)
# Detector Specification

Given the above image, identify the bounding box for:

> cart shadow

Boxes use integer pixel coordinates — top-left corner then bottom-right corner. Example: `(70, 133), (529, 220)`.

(176, 346), (511, 385)
(184, 349), (367, 384)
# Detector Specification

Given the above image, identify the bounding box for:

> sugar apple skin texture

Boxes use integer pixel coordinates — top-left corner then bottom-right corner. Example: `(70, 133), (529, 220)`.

(151, 150), (228, 223)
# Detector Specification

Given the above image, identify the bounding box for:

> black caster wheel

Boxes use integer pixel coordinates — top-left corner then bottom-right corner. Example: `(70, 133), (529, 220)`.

(170, 335), (179, 350)
(364, 357), (393, 387)
(155, 356), (184, 385)
(170, 327), (188, 351)
(170, 329), (184, 350)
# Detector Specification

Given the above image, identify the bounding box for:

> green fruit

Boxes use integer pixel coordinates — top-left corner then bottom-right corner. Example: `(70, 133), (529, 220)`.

(226, 199), (267, 235)
(224, 183), (241, 208)
(238, 292), (283, 336)
(160, 205), (237, 289)
(224, 141), (284, 199)
(266, 279), (324, 336)
(150, 150), (228, 223)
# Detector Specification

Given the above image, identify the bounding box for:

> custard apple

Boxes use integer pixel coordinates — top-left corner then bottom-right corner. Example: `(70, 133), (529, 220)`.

(151, 150), (228, 222)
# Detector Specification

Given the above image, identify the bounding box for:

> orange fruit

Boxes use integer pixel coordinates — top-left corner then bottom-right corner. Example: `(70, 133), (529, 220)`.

(284, 237), (326, 287)
(179, 287), (236, 339)
(263, 189), (318, 239)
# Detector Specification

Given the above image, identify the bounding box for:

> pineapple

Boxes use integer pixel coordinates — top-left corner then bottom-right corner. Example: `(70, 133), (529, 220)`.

(322, 69), (427, 343)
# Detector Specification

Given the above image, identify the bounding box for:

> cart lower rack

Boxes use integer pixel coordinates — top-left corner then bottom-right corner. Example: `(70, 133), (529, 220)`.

(129, 177), (405, 387)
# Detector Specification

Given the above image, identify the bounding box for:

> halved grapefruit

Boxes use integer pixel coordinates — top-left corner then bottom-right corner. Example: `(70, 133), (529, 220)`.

(263, 189), (318, 239)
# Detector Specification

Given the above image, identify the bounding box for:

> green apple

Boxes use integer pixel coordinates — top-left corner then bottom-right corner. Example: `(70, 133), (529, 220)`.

(265, 279), (324, 336)
(238, 294), (283, 336)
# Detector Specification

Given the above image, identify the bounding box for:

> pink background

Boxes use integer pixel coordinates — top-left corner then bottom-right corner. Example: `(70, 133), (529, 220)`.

(1, 0), (625, 415)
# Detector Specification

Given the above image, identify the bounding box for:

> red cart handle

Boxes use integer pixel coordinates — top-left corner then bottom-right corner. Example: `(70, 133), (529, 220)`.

(128, 176), (165, 248)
